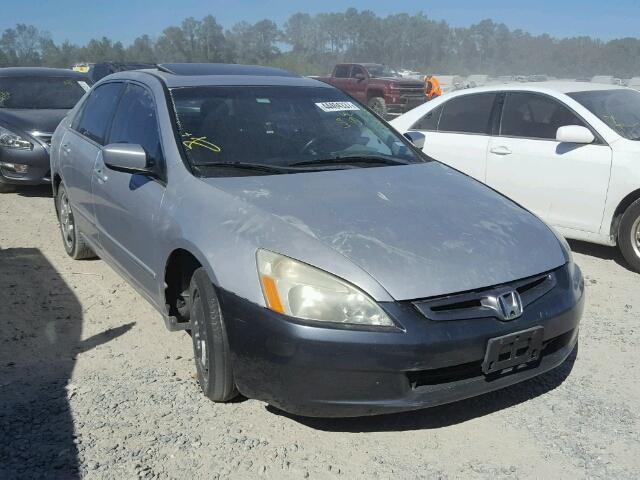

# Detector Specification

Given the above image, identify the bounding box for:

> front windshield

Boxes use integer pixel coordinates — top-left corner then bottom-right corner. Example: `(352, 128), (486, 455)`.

(568, 89), (640, 140)
(0, 76), (87, 109)
(366, 65), (400, 78)
(170, 85), (422, 175)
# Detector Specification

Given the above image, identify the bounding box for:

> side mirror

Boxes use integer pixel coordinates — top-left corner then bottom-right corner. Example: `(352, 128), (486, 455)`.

(404, 131), (426, 149)
(102, 143), (152, 174)
(354, 72), (366, 81)
(556, 125), (595, 144)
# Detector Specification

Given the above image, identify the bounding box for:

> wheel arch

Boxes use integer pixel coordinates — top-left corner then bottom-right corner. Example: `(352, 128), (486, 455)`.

(367, 88), (385, 101)
(610, 188), (640, 240)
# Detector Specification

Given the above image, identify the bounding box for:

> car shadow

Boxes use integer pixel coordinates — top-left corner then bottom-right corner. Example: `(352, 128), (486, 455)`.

(14, 184), (54, 198)
(267, 345), (577, 433)
(567, 239), (635, 272)
(0, 248), (134, 478)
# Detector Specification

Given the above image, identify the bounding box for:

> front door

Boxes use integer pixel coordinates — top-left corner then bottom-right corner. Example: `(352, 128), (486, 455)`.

(91, 82), (166, 296)
(486, 92), (612, 233)
(61, 82), (125, 244)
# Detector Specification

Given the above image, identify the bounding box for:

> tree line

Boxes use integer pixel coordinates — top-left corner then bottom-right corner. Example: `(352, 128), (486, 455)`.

(2, 9), (640, 78)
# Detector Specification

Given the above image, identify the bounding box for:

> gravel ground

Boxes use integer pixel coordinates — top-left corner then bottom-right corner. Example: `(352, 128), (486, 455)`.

(1, 185), (639, 480)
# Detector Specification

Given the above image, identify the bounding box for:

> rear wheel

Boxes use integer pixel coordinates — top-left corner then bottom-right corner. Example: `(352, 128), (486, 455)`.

(367, 96), (387, 118)
(189, 267), (237, 402)
(618, 198), (640, 272)
(56, 184), (95, 260)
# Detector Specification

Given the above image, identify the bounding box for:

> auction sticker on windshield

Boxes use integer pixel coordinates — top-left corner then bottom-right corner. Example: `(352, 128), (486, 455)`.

(315, 101), (360, 112)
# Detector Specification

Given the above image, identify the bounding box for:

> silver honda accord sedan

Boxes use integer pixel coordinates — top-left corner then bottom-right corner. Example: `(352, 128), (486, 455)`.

(50, 63), (584, 417)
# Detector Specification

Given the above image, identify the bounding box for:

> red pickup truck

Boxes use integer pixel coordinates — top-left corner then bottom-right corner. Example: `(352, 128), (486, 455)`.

(315, 63), (426, 117)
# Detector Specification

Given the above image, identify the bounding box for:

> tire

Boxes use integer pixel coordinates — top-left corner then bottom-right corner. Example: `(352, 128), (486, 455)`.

(56, 183), (96, 260)
(618, 198), (640, 272)
(367, 96), (387, 118)
(188, 267), (237, 402)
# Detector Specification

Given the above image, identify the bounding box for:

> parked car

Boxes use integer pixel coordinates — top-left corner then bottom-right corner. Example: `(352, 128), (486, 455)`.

(0, 67), (90, 192)
(391, 81), (640, 272)
(314, 63), (425, 117)
(51, 63), (583, 417)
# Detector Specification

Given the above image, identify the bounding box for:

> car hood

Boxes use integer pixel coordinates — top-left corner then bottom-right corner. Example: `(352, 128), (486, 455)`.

(205, 163), (566, 300)
(0, 108), (69, 135)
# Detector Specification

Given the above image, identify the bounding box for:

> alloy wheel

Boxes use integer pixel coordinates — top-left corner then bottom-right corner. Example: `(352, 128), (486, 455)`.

(59, 190), (75, 250)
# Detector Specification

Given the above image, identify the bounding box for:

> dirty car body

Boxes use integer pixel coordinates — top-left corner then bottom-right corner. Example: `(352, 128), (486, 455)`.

(50, 64), (583, 417)
(0, 68), (89, 189)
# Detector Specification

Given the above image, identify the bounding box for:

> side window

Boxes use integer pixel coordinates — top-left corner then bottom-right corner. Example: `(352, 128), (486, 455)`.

(350, 66), (365, 78)
(108, 84), (163, 166)
(75, 82), (124, 144)
(438, 93), (497, 134)
(412, 104), (443, 131)
(501, 92), (587, 140)
(334, 65), (350, 78)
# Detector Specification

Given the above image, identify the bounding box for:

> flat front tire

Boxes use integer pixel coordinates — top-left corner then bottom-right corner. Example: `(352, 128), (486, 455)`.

(56, 184), (95, 260)
(618, 198), (640, 273)
(189, 267), (237, 402)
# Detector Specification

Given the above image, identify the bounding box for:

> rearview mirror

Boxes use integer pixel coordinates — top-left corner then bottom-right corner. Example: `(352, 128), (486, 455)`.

(404, 131), (426, 149)
(103, 143), (152, 174)
(556, 125), (595, 144)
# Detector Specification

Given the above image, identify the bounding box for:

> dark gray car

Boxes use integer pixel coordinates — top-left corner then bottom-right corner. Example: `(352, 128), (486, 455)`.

(0, 68), (90, 191)
(50, 64), (584, 417)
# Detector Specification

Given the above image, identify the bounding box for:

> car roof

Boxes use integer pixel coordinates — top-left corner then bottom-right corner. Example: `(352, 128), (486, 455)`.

(105, 63), (331, 89)
(0, 67), (88, 78)
(454, 80), (629, 96)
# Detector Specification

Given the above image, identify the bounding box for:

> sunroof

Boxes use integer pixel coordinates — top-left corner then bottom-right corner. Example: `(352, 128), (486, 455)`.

(156, 63), (298, 77)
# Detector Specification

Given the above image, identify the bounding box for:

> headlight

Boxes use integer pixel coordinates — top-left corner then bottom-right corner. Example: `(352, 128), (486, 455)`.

(257, 249), (394, 327)
(0, 125), (32, 150)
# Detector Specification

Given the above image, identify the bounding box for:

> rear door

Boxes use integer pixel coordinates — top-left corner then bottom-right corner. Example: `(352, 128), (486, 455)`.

(91, 82), (166, 297)
(411, 92), (497, 181)
(486, 91), (612, 232)
(60, 82), (124, 244)
(330, 65), (352, 93)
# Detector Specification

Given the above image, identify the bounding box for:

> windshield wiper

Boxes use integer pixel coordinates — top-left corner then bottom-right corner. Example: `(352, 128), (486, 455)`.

(194, 162), (298, 174)
(290, 155), (410, 168)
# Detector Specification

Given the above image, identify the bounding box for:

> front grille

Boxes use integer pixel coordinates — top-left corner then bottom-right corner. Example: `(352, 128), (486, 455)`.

(412, 270), (557, 322)
(406, 328), (575, 389)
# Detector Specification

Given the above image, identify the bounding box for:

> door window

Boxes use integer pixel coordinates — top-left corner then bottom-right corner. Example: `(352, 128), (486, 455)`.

(438, 93), (497, 134)
(333, 65), (350, 78)
(412, 104), (443, 131)
(75, 82), (124, 144)
(500, 92), (587, 140)
(108, 84), (164, 166)
(350, 66), (366, 78)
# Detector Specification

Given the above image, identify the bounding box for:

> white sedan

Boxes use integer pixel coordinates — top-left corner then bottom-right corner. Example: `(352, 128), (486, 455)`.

(391, 82), (640, 272)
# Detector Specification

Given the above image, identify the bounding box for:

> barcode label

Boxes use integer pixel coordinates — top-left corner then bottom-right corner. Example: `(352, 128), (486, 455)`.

(315, 101), (360, 112)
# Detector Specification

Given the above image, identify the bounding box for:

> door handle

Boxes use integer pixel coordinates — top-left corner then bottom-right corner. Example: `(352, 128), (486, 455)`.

(490, 146), (512, 156)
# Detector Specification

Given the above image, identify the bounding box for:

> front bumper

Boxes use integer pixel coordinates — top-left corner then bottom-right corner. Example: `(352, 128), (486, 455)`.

(221, 262), (584, 417)
(0, 144), (51, 186)
(385, 95), (427, 114)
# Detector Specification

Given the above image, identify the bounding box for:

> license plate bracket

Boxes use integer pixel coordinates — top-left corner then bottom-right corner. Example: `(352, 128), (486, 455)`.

(482, 326), (544, 375)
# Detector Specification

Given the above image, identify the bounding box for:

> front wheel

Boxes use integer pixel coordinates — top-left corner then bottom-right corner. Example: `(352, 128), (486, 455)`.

(56, 184), (95, 260)
(189, 267), (238, 402)
(618, 198), (640, 272)
(367, 96), (387, 118)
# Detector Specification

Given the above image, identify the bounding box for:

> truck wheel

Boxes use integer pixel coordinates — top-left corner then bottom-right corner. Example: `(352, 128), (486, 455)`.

(56, 184), (96, 260)
(188, 267), (238, 402)
(368, 97), (387, 118)
(618, 198), (640, 272)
